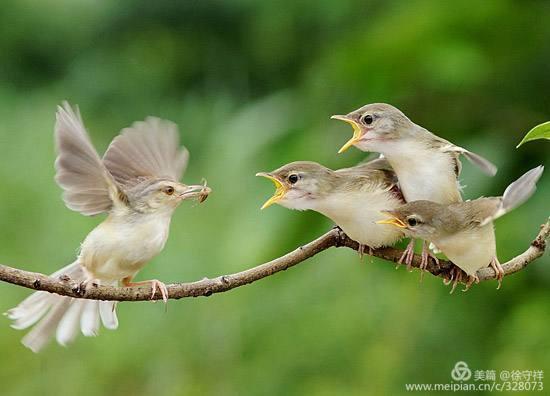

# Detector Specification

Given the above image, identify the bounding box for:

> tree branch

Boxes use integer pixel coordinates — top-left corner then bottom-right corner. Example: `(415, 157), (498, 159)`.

(1, 218), (548, 301)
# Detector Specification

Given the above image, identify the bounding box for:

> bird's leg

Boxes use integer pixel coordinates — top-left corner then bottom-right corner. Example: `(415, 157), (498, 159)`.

(357, 244), (374, 261)
(420, 242), (429, 272)
(122, 277), (169, 303)
(489, 257), (504, 290)
(462, 274), (479, 292)
(398, 239), (416, 271)
(444, 265), (462, 294)
(358, 244), (365, 260)
(418, 240), (440, 281)
(450, 267), (460, 294)
(426, 241), (440, 268)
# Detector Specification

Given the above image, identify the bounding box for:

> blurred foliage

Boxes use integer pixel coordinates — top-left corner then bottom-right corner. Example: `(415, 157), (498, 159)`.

(517, 121), (550, 147)
(0, 0), (548, 395)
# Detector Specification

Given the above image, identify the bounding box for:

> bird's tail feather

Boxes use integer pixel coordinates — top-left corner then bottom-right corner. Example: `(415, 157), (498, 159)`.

(462, 150), (498, 176)
(501, 166), (544, 214)
(482, 165), (544, 225)
(4, 261), (118, 352)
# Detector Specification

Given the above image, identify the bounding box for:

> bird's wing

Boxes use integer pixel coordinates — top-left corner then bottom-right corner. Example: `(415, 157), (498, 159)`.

(452, 198), (502, 230)
(336, 159), (403, 201)
(433, 138), (497, 177)
(353, 154), (394, 172)
(55, 102), (124, 216)
(102, 117), (189, 186)
(337, 158), (394, 183)
(354, 156), (404, 200)
(461, 166), (544, 227)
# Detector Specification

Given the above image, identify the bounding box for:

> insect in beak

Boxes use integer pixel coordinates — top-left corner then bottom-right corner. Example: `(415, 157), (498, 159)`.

(197, 179), (210, 203)
(178, 183), (211, 202)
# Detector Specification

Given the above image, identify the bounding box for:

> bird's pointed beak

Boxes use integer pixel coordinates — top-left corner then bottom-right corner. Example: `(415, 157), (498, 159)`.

(331, 115), (363, 153)
(256, 172), (287, 210)
(177, 182), (211, 202)
(376, 211), (407, 228)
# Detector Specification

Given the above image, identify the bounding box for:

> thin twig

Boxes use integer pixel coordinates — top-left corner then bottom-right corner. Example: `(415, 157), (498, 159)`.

(0, 219), (548, 301)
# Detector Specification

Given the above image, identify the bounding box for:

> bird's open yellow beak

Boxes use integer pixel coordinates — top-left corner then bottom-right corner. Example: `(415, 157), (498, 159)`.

(331, 115), (363, 153)
(256, 172), (287, 209)
(376, 214), (407, 228)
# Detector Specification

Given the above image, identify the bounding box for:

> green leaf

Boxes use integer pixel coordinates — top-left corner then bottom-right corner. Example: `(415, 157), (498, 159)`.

(516, 121), (550, 148)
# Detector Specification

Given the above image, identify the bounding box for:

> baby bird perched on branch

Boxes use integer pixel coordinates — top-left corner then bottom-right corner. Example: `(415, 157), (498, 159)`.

(332, 103), (497, 271)
(6, 102), (211, 352)
(378, 166), (544, 291)
(257, 159), (405, 253)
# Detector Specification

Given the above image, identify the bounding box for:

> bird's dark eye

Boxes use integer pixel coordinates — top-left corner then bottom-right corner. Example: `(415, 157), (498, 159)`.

(288, 174), (299, 184)
(362, 114), (374, 125)
(407, 217), (418, 227)
(164, 186), (175, 195)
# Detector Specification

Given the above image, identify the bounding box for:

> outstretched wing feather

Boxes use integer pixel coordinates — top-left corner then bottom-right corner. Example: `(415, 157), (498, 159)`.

(54, 102), (121, 215)
(103, 117), (189, 186)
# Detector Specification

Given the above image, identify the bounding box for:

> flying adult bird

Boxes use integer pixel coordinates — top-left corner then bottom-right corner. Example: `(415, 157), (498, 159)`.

(6, 102), (211, 352)
(332, 103), (497, 269)
(256, 159), (405, 254)
(378, 166), (544, 290)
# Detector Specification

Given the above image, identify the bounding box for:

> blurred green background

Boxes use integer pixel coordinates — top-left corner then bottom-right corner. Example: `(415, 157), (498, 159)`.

(0, 0), (548, 395)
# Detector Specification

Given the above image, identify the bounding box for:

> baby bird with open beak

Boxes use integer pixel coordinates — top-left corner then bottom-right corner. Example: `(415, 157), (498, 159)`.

(257, 159), (405, 253)
(332, 103), (497, 270)
(378, 166), (544, 290)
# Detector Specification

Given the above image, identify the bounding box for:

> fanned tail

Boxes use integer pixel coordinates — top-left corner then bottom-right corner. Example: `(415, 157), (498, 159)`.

(4, 261), (118, 352)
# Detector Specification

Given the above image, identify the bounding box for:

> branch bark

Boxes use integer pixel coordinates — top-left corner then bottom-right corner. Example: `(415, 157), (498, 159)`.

(1, 218), (548, 301)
